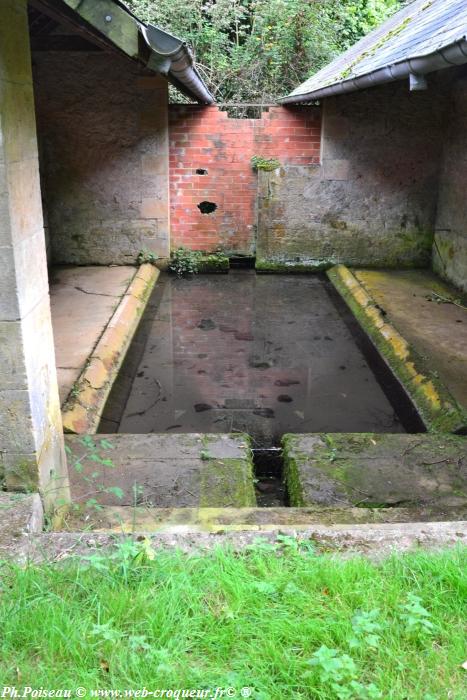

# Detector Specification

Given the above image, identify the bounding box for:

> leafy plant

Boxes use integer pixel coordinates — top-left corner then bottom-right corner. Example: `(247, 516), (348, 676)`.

(398, 593), (436, 637)
(307, 645), (383, 699)
(62, 436), (123, 513)
(137, 249), (159, 265)
(251, 155), (281, 172)
(169, 246), (203, 276)
(349, 609), (384, 649)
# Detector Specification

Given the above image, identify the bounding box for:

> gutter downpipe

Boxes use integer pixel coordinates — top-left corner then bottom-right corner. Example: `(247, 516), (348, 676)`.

(140, 24), (214, 104)
(278, 37), (467, 103)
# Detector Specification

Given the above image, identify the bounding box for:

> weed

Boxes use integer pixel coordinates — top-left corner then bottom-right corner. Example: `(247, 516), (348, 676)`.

(349, 609), (384, 649)
(169, 246), (203, 276)
(61, 437), (124, 514)
(398, 593), (436, 637)
(137, 249), (158, 265)
(307, 645), (382, 699)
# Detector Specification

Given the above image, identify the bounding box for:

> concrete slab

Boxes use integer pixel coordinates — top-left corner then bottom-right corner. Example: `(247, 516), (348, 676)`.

(354, 269), (467, 411)
(283, 433), (467, 510)
(49, 265), (136, 404)
(328, 265), (467, 433)
(65, 433), (256, 516)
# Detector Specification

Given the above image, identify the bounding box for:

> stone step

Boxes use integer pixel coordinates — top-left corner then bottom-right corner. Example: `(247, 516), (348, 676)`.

(283, 433), (467, 510)
(65, 433), (256, 512)
(62, 504), (467, 533)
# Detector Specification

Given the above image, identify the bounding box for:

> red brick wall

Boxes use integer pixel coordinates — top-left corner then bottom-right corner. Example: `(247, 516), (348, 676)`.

(169, 104), (321, 255)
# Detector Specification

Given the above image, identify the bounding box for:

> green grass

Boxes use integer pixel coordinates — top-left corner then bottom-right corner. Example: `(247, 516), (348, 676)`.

(0, 542), (465, 698)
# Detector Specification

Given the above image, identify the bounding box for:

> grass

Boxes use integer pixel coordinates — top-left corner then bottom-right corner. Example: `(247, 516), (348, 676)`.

(0, 541), (465, 698)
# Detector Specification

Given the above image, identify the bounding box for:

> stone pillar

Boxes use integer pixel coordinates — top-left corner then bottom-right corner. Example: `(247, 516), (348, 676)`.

(0, 0), (69, 511)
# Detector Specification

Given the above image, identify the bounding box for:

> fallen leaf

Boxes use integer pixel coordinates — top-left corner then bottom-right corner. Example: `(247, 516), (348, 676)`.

(461, 660), (467, 670)
(100, 659), (110, 673)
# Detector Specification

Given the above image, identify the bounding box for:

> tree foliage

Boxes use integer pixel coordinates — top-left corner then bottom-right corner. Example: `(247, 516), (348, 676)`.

(128, 0), (403, 102)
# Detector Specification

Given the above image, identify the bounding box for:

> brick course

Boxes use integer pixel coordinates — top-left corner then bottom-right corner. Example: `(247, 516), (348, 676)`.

(169, 104), (321, 254)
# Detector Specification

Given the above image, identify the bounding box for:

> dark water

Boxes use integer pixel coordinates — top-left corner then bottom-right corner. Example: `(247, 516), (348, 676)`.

(101, 271), (412, 446)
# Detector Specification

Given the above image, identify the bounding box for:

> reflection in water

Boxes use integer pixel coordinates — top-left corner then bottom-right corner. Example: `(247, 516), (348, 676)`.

(108, 271), (403, 446)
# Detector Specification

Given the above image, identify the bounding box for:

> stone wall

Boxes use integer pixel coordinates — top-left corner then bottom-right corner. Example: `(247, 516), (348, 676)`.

(433, 66), (467, 292)
(257, 79), (448, 270)
(169, 104), (320, 255)
(32, 52), (170, 265)
(0, 0), (68, 510)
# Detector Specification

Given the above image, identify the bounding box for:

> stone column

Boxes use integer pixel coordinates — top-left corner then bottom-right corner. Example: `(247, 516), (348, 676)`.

(0, 0), (69, 511)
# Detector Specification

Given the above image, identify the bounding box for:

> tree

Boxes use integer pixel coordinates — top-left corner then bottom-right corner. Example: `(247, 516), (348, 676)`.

(128, 0), (403, 102)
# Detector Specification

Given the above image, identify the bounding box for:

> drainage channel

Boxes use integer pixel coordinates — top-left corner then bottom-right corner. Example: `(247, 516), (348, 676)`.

(252, 447), (287, 507)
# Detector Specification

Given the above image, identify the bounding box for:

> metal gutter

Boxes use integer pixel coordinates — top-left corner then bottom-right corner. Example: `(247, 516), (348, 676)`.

(140, 24), (214, 104)
(279, 37), (467, 103)
(60, 0), (213, 104)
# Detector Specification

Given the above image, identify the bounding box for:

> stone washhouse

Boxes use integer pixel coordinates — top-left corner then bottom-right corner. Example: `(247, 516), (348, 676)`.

(0, 0), (466, 549)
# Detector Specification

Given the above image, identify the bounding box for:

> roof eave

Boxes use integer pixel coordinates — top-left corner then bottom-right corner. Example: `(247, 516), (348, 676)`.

(141, 24), (214, 104)
(60, 0), (214, 104)
(279, 37), (467, 104)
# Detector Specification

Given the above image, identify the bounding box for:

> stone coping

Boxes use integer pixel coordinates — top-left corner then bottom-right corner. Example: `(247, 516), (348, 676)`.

(327, 264), (467, 433)
(6, 520), (467, 563)
(60, 505), (467, 533)
(65, 433), (256, 511)
(283, 432), (467, 510)
(61, 264), (159, 434)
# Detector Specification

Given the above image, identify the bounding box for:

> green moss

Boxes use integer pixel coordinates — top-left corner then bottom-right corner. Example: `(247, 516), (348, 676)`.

(199, 457), (256, 507)
(198, 253), (229, 273)
(251, 156), (281, 172)
(282, 434), (307, 507)
(4, 458), (38, 492)
(339, 16), (412, 80)
(255, 258), (332, 273)
(199, 433), (256, 508)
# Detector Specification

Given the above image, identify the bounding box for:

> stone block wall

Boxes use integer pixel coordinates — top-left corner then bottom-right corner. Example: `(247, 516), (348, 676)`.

(257, 79), (448, 270)
(32, 52), (170, 265)
(433, 66), (467, 292)
(0, 0), (68, 510)
(169, 105), (321, 255)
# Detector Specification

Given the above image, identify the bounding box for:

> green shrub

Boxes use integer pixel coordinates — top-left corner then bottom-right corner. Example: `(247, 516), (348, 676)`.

(169, 246), (203, 276)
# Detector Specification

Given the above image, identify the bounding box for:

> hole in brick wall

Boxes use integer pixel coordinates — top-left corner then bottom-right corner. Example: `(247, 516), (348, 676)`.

(197, 201), (217, 214)
(196, 168), (208, 175)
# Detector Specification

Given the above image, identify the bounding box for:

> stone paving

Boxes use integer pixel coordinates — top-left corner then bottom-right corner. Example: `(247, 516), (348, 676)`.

(354, 269), (467, 411)
(49, 265), (136, 405)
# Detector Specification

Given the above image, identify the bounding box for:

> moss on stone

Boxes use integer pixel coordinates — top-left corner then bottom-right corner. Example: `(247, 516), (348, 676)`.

(198, 253), (229, 273)
(198, 433), (256, 508)
(5, 458), (39, 493)
(199, 457), (257, 508)
(255, 258), (332, 273)
(283, 432), (467, 510)
(282, 433), (307, 506)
